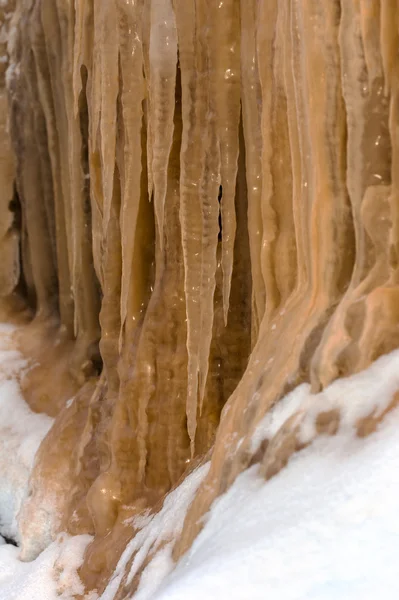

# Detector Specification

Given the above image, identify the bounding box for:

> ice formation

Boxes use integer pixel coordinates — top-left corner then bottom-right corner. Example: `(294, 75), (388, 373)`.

(0, 0), (398, 597)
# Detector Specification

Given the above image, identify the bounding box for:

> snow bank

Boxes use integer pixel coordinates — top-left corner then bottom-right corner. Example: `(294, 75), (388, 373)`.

(0, 324), (53, 543)
(152, 415), (399, 599)
(131, 350), (399, 600)
(0, 534), (92, 600)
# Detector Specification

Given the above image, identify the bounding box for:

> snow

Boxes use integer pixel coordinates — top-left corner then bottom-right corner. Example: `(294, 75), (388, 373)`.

(0, 534), (92, 600)
(153, 412), (399, 600)
(251, 348), (399, 452)
(100, 463), (210, 600)
(124, 350), (399, 600)
(0, 322), (399, 599)
(0, 324), (53, 543)
(0, 324), (91, 599)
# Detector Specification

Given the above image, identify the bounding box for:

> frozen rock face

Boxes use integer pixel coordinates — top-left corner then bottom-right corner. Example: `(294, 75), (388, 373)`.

(1, 0), (399, 595)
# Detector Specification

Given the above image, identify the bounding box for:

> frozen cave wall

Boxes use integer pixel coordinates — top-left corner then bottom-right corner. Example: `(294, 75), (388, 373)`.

(0, 0), (399, 596)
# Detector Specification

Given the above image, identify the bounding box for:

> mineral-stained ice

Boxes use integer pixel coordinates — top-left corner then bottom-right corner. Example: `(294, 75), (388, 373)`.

(1, 0), (399, 597)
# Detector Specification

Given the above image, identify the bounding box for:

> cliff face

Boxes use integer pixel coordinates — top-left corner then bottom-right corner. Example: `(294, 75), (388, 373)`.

(0, 0), (399, 596)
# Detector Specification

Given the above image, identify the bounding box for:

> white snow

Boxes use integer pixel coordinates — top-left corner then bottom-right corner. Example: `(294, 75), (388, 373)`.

(0, 324), (53, 543)
(152, 412), (399, 600)
(126, 350), (399, 600)
(0, 324), (91, 599)
(100, 463), (210, 600)
(1, 323), (399, 599)
(0, 533), (92, 600)
(251, 348), (399, 452)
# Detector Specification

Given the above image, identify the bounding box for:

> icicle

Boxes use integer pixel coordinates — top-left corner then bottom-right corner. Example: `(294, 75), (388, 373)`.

(175, 0), (202, 452)
(263, 1), (296, 306)
(256, 0), (279, 319)
(240, 0), (264, 342)
(339, 0), (390, 282)
(27, 1), (74, 332)
(117, 0), (146, 336)
(149, 0), (177, 245)
(142, 1), (154, 205)
(72, 0), (91, 116)
(174, 0), (210, 452)
(211, 0), (241, 325)
(282, 0), (307, 292)
(360, 0), (382, 85)
(383, 2), (399, 283)
(98, 0), (119, 238)
(90, 4), (101, 155)
(197, 126), (220, 411)
(380, 0), (398, 96)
